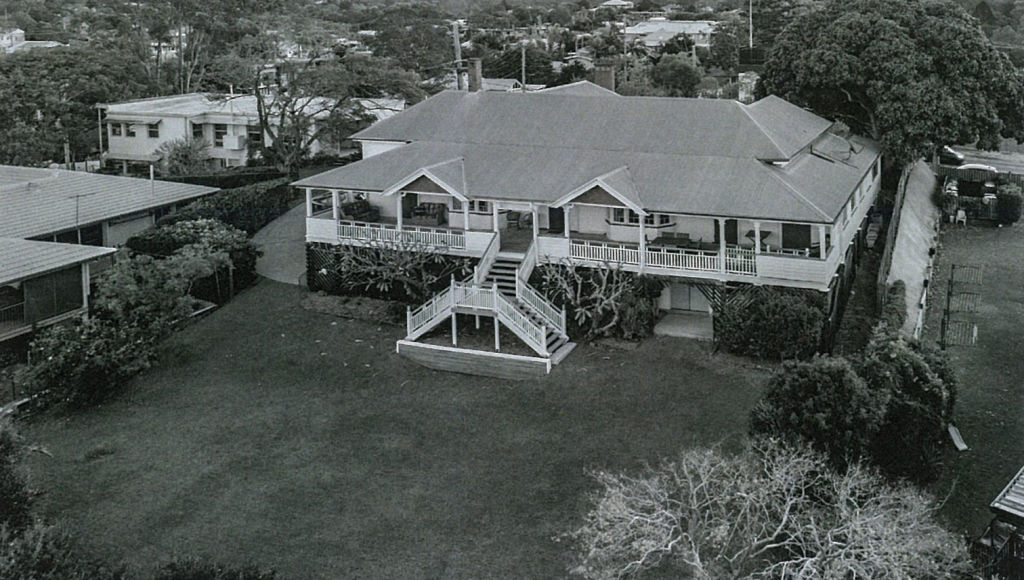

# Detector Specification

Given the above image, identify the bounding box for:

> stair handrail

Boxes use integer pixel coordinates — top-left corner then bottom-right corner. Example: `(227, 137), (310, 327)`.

(492, 281), (548, 356)
(473, 230), (501, 286)
(515, 240), (566, 336)
(518, 239), (539, 283)
(516, 279), (566, 336)
(407, 281), (454, 337)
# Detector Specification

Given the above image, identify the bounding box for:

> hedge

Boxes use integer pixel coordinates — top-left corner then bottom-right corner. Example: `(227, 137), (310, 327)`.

(877, 280), (907, 335)
(158, 177), (296, 235)
(162, 168), (286, 189)
(715, 287), (826, 360)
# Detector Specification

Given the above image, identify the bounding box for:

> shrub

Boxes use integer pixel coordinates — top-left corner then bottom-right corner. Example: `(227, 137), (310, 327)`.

(857, 332), (957, 482)
(532, 264), (663, 340)
(996, 182), (1023, 225)
(126, 220), (261, 302)
(750, 356), (889, 465)
(0, 419), (32, 532)
(157, 178), (295, 235)
(153, 557), (276, 580)
(715, 287), (825, 360)
(877, 279), (908, 334)
(307, 242), (475, 304)
(161, 169), (286, 190)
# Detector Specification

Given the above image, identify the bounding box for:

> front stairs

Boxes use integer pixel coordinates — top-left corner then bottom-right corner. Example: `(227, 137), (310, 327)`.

(398, 251), (574, 377)
(486, 254), (570, 357)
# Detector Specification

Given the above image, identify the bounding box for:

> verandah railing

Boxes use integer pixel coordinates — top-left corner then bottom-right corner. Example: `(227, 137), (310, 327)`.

(645, 245), (719, 271)
(338, 220), (466, 249)
(516, 240), (566, 336)
(0, 302), (25, 331)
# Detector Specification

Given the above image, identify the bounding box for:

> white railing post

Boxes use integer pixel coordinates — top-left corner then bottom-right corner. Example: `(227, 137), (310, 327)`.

(541, 325), (548, 356)
(406, 305), (411, 335)
(561, 307), (566, 332)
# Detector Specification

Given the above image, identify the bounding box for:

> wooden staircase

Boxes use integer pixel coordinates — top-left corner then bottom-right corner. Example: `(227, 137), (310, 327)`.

(486, 254), (570, 359)
(399, 248), (575, 374)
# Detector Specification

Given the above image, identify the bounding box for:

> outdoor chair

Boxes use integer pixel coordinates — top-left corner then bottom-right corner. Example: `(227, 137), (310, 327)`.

(955, 209), (967, 227)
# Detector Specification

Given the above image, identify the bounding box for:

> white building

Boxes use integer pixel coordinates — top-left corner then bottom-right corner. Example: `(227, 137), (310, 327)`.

(623, 19), (717, 49)
(101, 93), (404, 174)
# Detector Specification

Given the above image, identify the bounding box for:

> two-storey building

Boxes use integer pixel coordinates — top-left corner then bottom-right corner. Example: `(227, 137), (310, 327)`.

(294, 83), (882, 372)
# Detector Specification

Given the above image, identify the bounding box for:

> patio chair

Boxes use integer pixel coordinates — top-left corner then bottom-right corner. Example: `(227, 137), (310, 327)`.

(955, 209), (967, 227)
(506, 211), (522, 230)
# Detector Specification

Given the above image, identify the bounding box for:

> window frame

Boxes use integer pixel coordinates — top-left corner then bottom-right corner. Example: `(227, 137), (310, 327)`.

(213, 123), (227, 147)
(124, 123), (135, 138)
(191, 122), (204, 141)
(110, 123), (122, 137)
(147, 123), (160, 138)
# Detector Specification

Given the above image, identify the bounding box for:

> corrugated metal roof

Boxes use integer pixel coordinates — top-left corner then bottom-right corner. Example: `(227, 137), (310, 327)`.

(0, 166), (217, 239)
(992, 465), (1024, 526)
(295, 138), (877, 223)
(299, 91), (879, 224)
(0, 238), (115, 284)
(351, 90), (819, 160)
(105, 93), (395, 122)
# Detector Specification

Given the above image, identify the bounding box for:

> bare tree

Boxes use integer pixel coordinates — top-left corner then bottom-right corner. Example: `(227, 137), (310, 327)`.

(568, 440), (972, 579)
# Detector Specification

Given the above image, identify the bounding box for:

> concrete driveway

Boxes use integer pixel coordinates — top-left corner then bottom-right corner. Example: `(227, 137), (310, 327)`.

(252, 203), (307, 285)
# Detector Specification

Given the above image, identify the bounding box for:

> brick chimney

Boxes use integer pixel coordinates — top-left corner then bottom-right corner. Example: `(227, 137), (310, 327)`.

(468, 58), (483, 93)
(594, 61), (615, 93)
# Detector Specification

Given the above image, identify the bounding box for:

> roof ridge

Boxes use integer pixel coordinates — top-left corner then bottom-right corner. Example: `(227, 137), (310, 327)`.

(737, 101), (788, 160)
(761, 163), (832, 221)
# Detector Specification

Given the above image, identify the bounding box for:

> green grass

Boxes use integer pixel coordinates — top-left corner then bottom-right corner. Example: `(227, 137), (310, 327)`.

(23, 281), (767, 578)
(924, 223), (1024, 538)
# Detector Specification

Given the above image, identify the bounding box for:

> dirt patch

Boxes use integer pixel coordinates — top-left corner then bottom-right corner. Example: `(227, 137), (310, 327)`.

(300, 292), (401, 326)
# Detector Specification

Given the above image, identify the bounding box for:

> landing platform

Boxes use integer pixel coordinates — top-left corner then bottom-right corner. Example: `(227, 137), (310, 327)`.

(396, 340), (552, 379)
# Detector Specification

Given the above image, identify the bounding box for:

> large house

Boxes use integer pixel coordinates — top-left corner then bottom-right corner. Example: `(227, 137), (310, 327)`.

(0, 165), (216, 345)
(294, 83), (881, 373)
(101, 93), (404, 174)
(623, 19), (717, 49)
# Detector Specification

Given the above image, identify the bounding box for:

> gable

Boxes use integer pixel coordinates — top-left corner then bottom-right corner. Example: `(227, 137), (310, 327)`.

(402, 175), (449, 194)
(574, 186), (626, 207)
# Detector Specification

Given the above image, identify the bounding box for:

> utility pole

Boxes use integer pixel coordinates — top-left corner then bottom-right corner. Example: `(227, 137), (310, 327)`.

(749, 0), (753, 48)
(452, 21), (463, 90)
(521, 41), (527, 90)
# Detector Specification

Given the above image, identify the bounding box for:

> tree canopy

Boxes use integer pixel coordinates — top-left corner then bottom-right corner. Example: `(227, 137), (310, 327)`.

(569, 440), (972, 579)
(760, 0), (1024, 166)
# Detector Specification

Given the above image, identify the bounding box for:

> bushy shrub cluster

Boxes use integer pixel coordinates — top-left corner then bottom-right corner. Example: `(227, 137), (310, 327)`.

(877, 279), (908, 333)
(161, 168), (286, 190)
(157, 178), (294, 235)
(532, 264), (664, 340)
(996, 182), (1023, 225)
(715, 287), (826, 360)
(126, 220), (261, 303)
(308, 242), (475, 304)
(22, 221), (258, 409)
(153, 558), (276, 580)
(751, 303), (958, 483)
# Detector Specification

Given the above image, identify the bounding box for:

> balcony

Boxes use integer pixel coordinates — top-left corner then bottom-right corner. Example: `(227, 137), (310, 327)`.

(537, 235), (838, 288)
(305, 214), (496, 257)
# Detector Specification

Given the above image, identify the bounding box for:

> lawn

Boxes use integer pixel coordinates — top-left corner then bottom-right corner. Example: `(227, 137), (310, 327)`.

(23, 280), (767, 578)
(924, 222), (1024, 538)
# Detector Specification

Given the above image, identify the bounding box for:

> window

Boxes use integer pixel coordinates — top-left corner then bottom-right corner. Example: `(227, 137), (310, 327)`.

(871, 160), (879, 180)
(213, 124), (227, 147)
(79, 224), (103, 246)
(610, 208), (664, 225)
(148, 123), (160, 138)
(191, 122), (203, 140)
(125, 123), (135, 137)
(111, 123), (122, 137)
(247, 124), (263, 147)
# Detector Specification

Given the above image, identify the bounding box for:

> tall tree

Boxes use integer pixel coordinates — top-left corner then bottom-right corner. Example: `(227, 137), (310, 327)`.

(651, 53), (703, 97)
(0, 46), (152, 166)
(760, 0), (1024, 167)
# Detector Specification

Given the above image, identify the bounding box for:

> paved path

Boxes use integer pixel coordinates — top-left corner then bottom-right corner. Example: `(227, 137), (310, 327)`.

(252, 203), (307, 285)
(887, 160), (939, 338)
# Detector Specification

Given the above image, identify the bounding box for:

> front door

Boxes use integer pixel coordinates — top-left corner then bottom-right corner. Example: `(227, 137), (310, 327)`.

(548, 207), (565, 234)
(670, 283), (711, 312)
(401, 192), (417, 218)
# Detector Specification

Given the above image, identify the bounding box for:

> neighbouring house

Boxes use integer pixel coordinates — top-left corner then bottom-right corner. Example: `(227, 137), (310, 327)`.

(0, 165), (216, 346)
(623, 18), (717, 49)
(100, 93), (405, 174)
(0, 27), (64, 55)
(0, 238), (114, 345)
(294, 81), (882, 373)
(0, 165), (217, 247)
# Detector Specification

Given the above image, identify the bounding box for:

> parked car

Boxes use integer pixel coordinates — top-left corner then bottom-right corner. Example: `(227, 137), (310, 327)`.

(959, 162), (998, 173)
(939, 146), (965, 166)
